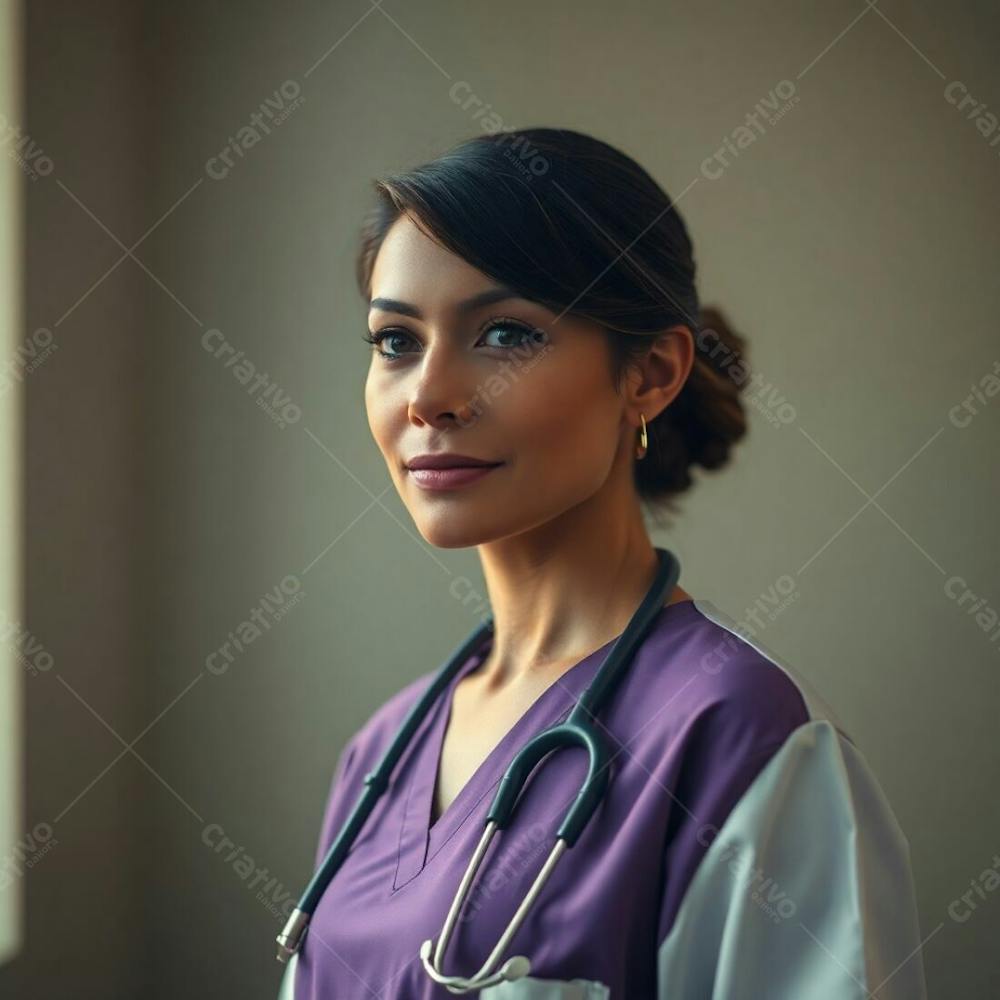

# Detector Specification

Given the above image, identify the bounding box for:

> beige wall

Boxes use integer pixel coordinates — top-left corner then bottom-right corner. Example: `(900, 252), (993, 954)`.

(0, 0), (152, 996)
(3, 1), (999, 997)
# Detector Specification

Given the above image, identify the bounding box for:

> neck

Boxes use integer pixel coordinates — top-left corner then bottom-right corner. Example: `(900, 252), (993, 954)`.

(474, 486), (688, 690)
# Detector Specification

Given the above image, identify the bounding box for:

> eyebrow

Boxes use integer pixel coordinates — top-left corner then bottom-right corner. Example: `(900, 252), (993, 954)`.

(368, 286), (526, 319)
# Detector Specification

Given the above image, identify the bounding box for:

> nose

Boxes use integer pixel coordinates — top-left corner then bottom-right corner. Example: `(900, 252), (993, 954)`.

(406, 345), (480, 429)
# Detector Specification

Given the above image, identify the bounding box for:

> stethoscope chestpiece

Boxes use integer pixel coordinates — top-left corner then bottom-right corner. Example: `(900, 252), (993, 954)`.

(420, 937), (532, 995)
(418, 549), (681, 993)
(419, 819), (573, 994)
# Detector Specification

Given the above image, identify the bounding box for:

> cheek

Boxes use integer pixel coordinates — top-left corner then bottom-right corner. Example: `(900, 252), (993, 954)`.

(364, 369), (396, 454)
(504, 360), (621, 477)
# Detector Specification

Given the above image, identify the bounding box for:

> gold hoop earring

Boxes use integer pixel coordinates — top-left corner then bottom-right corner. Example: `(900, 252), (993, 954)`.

(635, 413), (648, 460)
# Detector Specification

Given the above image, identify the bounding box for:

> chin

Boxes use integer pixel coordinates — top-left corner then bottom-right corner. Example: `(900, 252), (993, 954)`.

(415, 521), (492, 550)
(413, 505), (530, 550)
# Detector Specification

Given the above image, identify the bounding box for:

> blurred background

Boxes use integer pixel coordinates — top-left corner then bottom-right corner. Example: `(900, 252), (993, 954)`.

(1, 0), (998, 997)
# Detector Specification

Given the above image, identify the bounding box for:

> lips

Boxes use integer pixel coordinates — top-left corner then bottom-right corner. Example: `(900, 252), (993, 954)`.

(405, 453), (502, 470)
(404, 454), (504, 492)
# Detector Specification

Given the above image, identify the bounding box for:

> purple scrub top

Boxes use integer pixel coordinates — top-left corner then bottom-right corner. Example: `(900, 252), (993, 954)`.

(287, 599), (927, 1000)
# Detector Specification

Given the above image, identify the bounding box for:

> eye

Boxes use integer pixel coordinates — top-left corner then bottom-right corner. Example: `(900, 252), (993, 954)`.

(362, 329), (415, 360)
(479, 317), (546, 350)
(362, 317), (547, 363)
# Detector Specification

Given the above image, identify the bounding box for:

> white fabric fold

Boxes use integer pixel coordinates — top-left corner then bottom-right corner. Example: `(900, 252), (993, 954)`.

(656, 719), (927, 999)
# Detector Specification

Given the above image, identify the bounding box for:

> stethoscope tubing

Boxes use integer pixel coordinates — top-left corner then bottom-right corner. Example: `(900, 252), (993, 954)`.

(296, 620), (494, 916)
(485, 547), (680, 845)
(277, 546), (681, 975)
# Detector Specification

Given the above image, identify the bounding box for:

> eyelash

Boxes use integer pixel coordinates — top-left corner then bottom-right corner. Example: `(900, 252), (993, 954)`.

(362, 317), (545, 362)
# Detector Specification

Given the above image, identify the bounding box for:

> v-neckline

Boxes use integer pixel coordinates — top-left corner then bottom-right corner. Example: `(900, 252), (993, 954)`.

(391, 602), (689, 890)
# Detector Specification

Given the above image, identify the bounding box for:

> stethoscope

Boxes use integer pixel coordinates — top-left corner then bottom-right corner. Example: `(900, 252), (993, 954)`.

(276, 546), (681, 995)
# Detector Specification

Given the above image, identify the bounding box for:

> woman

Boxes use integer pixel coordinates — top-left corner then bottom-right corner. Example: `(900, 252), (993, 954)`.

(283, 128), (927, 998)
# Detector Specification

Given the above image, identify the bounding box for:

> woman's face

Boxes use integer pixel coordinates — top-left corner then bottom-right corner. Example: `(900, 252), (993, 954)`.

(364, 213), (634, 549)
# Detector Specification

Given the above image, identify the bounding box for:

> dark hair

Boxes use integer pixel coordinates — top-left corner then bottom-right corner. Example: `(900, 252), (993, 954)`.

(355, 127), (749, 518)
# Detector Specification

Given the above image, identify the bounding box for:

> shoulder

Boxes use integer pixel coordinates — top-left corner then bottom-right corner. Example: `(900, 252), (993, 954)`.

(622, 599), (841, 877)
(617, 600), (815, 767)
(655, 712), (927, 997)
(633, 598), (847, 745)
(647, 603), (925, 996)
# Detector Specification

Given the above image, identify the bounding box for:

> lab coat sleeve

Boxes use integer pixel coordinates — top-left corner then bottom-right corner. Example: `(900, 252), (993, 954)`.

(655, 718), (928, 999)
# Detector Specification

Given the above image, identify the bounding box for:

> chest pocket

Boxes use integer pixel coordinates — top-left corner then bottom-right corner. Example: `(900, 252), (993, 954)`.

(479, 976), (611, 999)
(275, 954), (611, 1000)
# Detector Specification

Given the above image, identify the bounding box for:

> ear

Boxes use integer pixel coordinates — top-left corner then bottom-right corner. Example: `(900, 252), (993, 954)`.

(623, 324), (694, 427)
